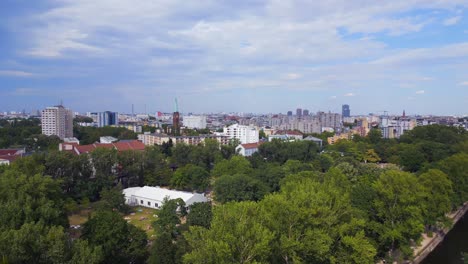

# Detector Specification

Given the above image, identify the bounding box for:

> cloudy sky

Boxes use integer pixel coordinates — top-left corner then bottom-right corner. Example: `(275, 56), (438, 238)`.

(1, 0), (467, 115)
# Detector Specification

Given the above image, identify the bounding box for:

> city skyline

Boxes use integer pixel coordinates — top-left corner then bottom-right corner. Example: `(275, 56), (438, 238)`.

(1, 1), (468, 115)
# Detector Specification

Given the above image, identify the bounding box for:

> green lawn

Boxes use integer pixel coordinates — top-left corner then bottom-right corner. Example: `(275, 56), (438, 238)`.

(124, 206), (158, 239)
(68, 205), (158, 240)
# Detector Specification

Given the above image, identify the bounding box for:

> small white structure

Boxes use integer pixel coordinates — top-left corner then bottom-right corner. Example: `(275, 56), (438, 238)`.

(236, 142), (261, 157)
(100, 136), (118, 144)
(64, 137), (80, 144)
(123, 186), (208, 209)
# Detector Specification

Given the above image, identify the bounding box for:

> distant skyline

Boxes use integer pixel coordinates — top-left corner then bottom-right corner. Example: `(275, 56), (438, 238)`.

(0, 1), (467, 115)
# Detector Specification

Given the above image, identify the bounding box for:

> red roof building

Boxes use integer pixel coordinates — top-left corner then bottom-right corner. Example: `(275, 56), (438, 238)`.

(59, 140), (146, 155)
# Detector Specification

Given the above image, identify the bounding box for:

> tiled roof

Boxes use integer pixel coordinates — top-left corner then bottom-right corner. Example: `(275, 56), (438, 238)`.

(0, 149), (20, 156)
(240, 142), (261, 149)
(72, 140), (145, 154)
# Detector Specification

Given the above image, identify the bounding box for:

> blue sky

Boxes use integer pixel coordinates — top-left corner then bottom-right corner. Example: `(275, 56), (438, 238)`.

(0, 0), (467, 115)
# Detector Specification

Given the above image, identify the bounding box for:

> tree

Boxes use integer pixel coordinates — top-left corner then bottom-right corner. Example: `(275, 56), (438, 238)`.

(98, 184), (130, 214)
(211, 156), (252, 177)
(213, 174), (268, 203)
(436, 153), (468, 207)
(81, 210), (148, 264)
(364, 149), (381, 163)
(261, 173), (376, 264)
(187, 202), (212, 229)
(153, 198), (186, 235)
(69, 239), (103, 264)
(371, 170), (425, 259)
(398, 144), (426, 172)
(418, 169), (453, 228)
(171, 164), (210, 192)
(184, 201), (274, 264)
(0, 170), (68, 230)
(367, 128), (382, 144)
(149, 231), (179, 264)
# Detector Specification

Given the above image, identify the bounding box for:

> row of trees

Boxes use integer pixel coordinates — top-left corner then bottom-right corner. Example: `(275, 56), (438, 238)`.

(0, 124), (467, 263)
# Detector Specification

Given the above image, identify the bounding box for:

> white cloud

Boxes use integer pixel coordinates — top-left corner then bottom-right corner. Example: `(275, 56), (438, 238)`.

(459, 81), (468, 86)
(285, 73), (301, 80)
(2, 0), (468, 114)
(443, 16), (462, 26)
(415, 90), (425, 94)
(344, 93), (355, 97)
(0, 70), (34, 77)
(330, 95), (337, 99)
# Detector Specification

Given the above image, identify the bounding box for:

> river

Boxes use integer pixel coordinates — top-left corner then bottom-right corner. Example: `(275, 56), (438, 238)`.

(422, 211), (468, 264)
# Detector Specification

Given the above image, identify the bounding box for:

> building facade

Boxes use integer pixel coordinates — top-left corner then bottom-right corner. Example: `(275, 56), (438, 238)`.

(342, 104), (350, 118)
(41, 105), (74, 139)
(223, 124), (259, 144)
(97, 111), (118, 127)
(183, 115), (207, 129)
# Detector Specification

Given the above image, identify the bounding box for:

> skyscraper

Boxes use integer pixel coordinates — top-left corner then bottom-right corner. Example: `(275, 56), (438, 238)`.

(296, 108), (302, 117)
(41, 105), (73, 139)
(287, 111), (293, 116)
(342, 104), (350, 117)
(97, 111), (119, 127)
(303, 109), (309, 116)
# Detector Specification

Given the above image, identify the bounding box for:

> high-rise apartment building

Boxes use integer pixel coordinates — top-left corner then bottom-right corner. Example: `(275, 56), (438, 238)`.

(287, 111), (293, 117)
(342, 104), (350, 117)
(223, 124), (259, 144)
(296, 108), (302, 117)
(303, 109), (309, 116)
(318, 112), (342, 132)
(183, 116), (207, 129)
(97, 111), (119, 127)
(41, 105), (74, 139)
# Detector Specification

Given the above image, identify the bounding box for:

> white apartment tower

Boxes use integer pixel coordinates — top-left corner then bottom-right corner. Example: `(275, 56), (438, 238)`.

(223, 124), (259, 144)
(41, 105), (74, 139)
(183, 115), (207, 129)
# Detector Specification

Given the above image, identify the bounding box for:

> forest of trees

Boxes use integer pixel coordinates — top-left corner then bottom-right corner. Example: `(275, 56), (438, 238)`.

(0, 124), (467, 263)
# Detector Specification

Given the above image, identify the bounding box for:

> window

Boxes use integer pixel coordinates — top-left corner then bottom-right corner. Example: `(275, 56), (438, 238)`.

(148, 201), (151, 206)
(155, 203), (159, 208)
(140, 200), (143, 204)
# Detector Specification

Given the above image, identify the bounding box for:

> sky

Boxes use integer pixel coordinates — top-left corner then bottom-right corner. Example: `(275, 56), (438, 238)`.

(0, 0), (467, 116)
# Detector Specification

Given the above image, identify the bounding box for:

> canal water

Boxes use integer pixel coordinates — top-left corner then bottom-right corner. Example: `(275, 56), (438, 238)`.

(422, 212), (468, 264)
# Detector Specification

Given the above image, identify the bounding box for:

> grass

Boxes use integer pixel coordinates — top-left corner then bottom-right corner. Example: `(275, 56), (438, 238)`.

(68, 204), (158, 240)
(68, 208), (93, 226)
(124, 206), (158, 239)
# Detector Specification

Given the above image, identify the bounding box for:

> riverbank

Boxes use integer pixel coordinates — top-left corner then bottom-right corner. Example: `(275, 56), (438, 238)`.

(412, 202), (468, 264)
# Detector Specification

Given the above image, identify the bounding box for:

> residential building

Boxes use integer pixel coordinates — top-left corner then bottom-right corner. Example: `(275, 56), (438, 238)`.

(296, 108), (302, 118)
(303, 109), (309, 116)
(236, 142), (261, 156)
(269, 130), (303, 141)
(303, 136), (323, 148)
(318, 112), (342, 132)
(123, 186), (208, 209)
(59, 140), (145, 155)
(41, 105), (74, 139)
(287, 111), (293, 117)
(223, 124), (259, 144)
(327, 131), (358, 145)
(137, 133), (229, 146)
(97, 111), (119, 127)
(183, 115), (207, 129)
